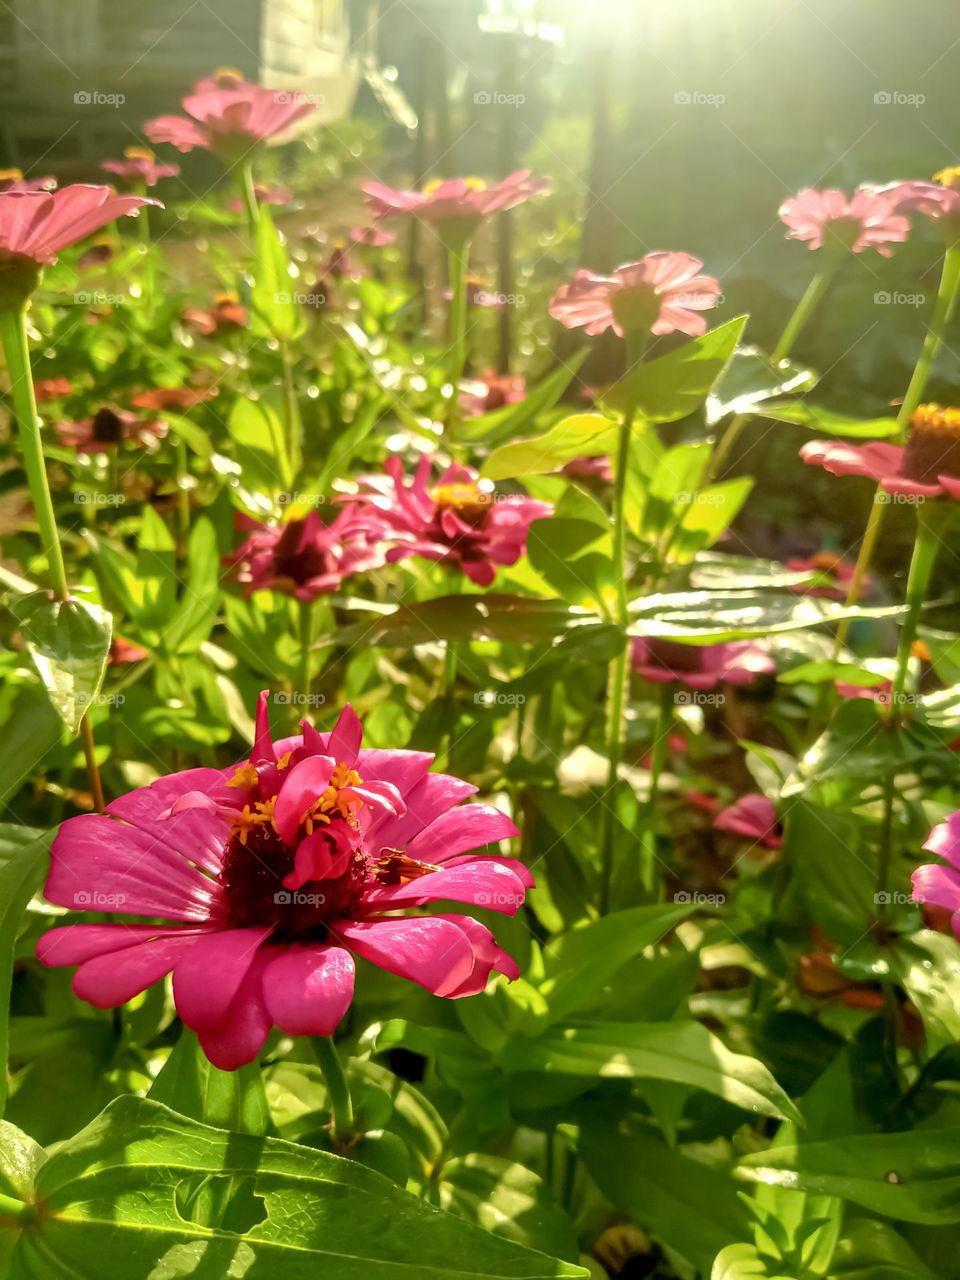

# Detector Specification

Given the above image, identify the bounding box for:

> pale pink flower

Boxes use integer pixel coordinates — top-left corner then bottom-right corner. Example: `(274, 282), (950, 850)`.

(549, 252), (722, 338)
(778, 187), (909, 256)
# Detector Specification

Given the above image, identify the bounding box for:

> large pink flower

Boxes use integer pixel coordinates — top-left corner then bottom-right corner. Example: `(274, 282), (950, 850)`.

(801, 404), (960, 500)
(871, 170), (960, 233)
(912, 812), (960, 938)
(344, 455), (552, 587)
(363, 171), (548, 233)
(225, 509), (386, 602)
(145, 84), (316, 157)
(0, 186), (156, 267)
(630, 637), (774, 689)
(713, 794), (783, 850)
(36, 698), (529, 1069)
(101, 147), (180, 188)
(549, 253), (722, 338)
(778, 188), (909, 256)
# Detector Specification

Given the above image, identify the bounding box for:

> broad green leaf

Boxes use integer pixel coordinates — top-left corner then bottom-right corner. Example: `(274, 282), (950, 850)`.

(0, 688), (62, 809)
(483, 414), (618, 481)
(711, 1244), (780, 1279)
(160, 411), (214, 459)
(628, 590), (904, 643)
(9, 593), (112, 732)
(706, 345), (818, 424)
(0, 1121), (45, 1271)
(0, 825), (50, 1116)
(251, 206), (307, 342)
(605, 316), (747, 421)
(135, 506), (179, 627)
(736, 1127), (960, 1223)
(781, 801), (875, 944)
(580, 1119), (750, 1276)
(539, 904), (695, 1024)
(431, 1155), (579, 1261)
(149, 1029), (270, 1136)
(161, 518), (221, 656)
(890, 931), (960, 1051)
(228, 391), (294, 498)
(827, 1220), (939, 1279)
(526, 517), (611, 610)
(9, 1096), (586, 1278)
(502, 1021), (800, 1122)
(460, 352), (590, 446)
(759, 401), (900, 438)
(672, 476), (754, 561)
(690, 554), (821, 592)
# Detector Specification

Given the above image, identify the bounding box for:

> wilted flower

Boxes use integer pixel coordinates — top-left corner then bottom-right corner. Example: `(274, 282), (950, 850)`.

(713, 794), (783, 850)
(363, 171), (548, 240)
(778, 187), (909, 256)
(109, 636), (149, 665)
(225, 509), (385, 601)
(912, 811), (960, 939)
(549, 252), (722, 338)
(101, 147), (180, 188)
(54, 405), (167, 453)
(630, 637), (774, 689)
(345, 455), (552, 587)
(37, 698), (529, 1068)
(145, 82), (316, 158)
(801, 404), (960, 499)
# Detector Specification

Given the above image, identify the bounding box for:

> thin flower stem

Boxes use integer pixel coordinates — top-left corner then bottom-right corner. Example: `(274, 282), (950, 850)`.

(704, 265), (836, 487)
(238, 159), (260, 240)
(176, 439), (191, 561)
(832, 244), (960, 659)
(314, 1035), (354, 1144)
(445, 239), (470, 438)
(298, 598), (315, 703)
(645, 684), (673, 822)
(0, 1190), (34, 1221)
(280, 342), (301, 478)
(888, 502), (941, 715)
(79, 716), (105, 814)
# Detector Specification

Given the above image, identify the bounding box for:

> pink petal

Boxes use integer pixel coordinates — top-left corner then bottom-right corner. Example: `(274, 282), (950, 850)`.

(172, 927), (273, 1034)
(335, 916), (476, 997)
(361, 860), (527, 915)
(262, 944), (355, 1036)
(196, 950), (273, 1070)
(273, 754), (336, 844)
(37, 923), (205, 967)
(405, 804), (519, 862)
(325, 704), (364, 764)
(73, 934), (199, 1007)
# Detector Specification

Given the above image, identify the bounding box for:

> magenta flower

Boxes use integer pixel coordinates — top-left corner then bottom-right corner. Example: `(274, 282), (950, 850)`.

(0, 186), (156, 267)
(36, 698), (529, 1069)
(225, 509), (386, 602)
(101, 147), (180, 188)
(912, 812), (960, 938)
(345, 455), (552, 587)
(630, 637), (774, 689)
(549, 252), (722, 338)
(145, 84), (316, 158)
(714, 794), (783, 850)
(872, 170), (960, 235)
(778, 188), (909, 257)
(786, 551), (858, 600)
(54, 405), (167, 454)
(801, 404), (960, 500)
(362, 170), (548, 236)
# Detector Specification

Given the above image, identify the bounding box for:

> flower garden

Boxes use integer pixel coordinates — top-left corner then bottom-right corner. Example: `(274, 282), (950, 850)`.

(1, 47), (960, 1280)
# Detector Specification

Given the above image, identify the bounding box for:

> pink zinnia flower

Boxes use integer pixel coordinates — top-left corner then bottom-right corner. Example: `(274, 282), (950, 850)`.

(54, 405), (167, 453)
(34, 376), (73, 403)
(0, 186), (155, 268)
(345, 455), (552, 587)
(872, 169), (960, 234)
(911, 811), (960, 939)
(0, 168), (55, 193)
(101, 147), (180, 188)
(362, 171), (548, 236)
(225, 509), (385, 602)
(182, 293), (248, 335)
(561, 455), (614, 484)
(778, 187), (909, 256)
(835, 678), (894, 704)
(37, 698), (528, 1068)
(630, 637), (774, 689)
(549, 252), (722, 338)
(801, 404), (960, 500)
(349, 223), (396, 247)
(786, 551), (859, 600)
(460, 370), (526, 418)
(145, 84), (316, 158)
(714, 794), (783, 850)
(132, 385), (218, 411)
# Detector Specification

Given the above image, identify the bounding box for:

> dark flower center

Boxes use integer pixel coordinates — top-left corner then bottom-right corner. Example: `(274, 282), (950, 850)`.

(272, 520), (334, 585)
(91, 407), (125, 444)
(643, 638), (704, 675)
(901, 404), (960, 483)
(430, 481), (492, 526)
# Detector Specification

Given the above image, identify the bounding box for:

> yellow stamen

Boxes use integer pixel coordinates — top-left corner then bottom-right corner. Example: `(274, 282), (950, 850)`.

(227, 761), (259, 788)
(300, 761), (363, 835)
(0, 168), (23, 182)
(934, 165), (960, 192)
(230, 797), (276, 845)
(124, 146), (155, 162)
(422, 176), (486, 196)
(212, 66), (245, 87)
(277, 751), (293, 771)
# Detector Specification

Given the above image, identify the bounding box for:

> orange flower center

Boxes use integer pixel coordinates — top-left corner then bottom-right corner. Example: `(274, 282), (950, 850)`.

(300, 762), (363, 835)
(934, 165), (960, 193)
(901, 403), (960, 483)
(124, 146), (155, 162)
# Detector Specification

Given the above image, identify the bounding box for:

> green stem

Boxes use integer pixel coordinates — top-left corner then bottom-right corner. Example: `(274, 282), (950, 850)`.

(298, 598), (315, 702)
(280, 342), (301, 479)
(79, 715), (105, 813)
(445, 238), (471, 438)
(176, 439), (191, 562)
(314, 1035), (354, 1144)
(645, 684), (672, 821)
(0, 1190), (34, 1221)
(0, 305), (68, 598)
(138, 192), (157, 314)
(889, 502), (941, 715)
(705, 265), (835, 488)
(238, 160), (260, 240)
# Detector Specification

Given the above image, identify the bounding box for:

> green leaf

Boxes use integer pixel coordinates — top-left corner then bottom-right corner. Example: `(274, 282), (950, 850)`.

(826, 1220), (939, 1279)
(890, 930), (960, 1051)
(606, 316), (747, 421)
(628, 589), (903, 643)
(539, 904), (696, 1025)
(228, 391), (294, 498)
(9, 593), (112, 732)
(706, 345), (818, 425)
(251, 206), (307, 342)
(759, 401), (900, 438)
(10, 1096), (587, 1278)
(711, 1244), (778, 1279)
(736, 1128), (960, 1224)
(502, 1021), (801, 1122)
(161, 518), (221, 655)
(0, 825), (50, 1117)
(781, 801), (875, 944)
(580, 1119), (750, 1276)
(460, 352), (590, 446)
(672, 476), (755, 562)
(526, 517), (611, 609)
(483, 414), (618, 481)
(149, 1029), (270, 1136)
(0, 688), (62, 809)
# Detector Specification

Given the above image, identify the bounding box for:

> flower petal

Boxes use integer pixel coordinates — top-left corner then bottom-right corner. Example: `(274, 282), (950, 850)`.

(262, 944), (355, 1036)
(336, 916), (475, 997)
(172, 926), (273, 1034)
